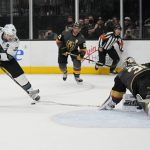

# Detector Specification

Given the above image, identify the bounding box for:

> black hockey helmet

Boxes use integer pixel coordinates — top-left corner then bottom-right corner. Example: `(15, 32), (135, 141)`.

(73, 22), (81, 28)
(123, 57), (137, 67)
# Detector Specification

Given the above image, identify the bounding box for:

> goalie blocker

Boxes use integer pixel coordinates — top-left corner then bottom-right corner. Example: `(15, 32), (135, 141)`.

(99, 57), (150, 115)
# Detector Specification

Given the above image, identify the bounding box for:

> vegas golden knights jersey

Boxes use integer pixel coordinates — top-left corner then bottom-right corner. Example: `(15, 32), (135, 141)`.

(57, 30), (86, 52)
(118, 64), (150, 93)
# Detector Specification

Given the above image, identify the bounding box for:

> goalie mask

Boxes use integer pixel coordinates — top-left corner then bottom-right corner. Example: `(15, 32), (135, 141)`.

(123, 57), (137, 67)
(3, 24), (17, 37)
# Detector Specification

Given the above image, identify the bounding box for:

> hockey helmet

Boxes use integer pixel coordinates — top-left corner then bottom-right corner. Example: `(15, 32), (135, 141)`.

(3, 24), (16, 36)
(73, 22), (81, 28)
(123, 57), (136, 67)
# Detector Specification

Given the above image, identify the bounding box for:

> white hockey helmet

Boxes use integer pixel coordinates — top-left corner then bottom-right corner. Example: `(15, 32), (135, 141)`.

(123, 57), (136, 67)
(3, 24), (17, 36)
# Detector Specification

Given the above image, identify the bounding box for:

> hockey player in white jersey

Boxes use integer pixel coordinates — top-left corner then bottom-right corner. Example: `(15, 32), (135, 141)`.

(0, 24), (40, 101)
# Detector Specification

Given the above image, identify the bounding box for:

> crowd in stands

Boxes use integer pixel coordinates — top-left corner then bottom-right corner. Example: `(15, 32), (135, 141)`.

(39, 15), (139, 40)
(1, 0), (150, 39)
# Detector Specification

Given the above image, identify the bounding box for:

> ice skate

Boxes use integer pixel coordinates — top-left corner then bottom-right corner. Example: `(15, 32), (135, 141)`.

(95, 62), (103, 70)
(110, 70), (118, 74)
(75, 77), (83, 84)
(74, 73), (83, 84)
(95, 63), (99, 70)
(28, 89), (40, 101)
(63, 71), (67, 81)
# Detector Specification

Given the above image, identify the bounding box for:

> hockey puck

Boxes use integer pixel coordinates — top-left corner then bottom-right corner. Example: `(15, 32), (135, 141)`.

(31, 102), (36, 105)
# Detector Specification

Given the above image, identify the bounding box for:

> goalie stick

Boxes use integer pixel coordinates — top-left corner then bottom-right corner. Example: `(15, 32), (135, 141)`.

(0, 66), (40, 103)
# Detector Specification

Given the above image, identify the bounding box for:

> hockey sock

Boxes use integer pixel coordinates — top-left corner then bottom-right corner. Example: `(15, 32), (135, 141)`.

(111, 90), (124, 104)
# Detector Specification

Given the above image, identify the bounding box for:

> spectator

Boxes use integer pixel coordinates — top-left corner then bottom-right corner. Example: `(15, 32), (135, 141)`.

(105, 19), (114, 32)
(65, 16), (74, 31)
(94, 17), (106, 38)
(79, 18), (84, 27)
(124, 17), (134, 32)
(81, 17), (89, 38)
(124, 27), (136, 39)
(44, 26), (57, 40)
(38, 30), (46, 39)
(112, 17), (120, 26)
(79, 18), (87, 37)
(88, 15), (96, 39)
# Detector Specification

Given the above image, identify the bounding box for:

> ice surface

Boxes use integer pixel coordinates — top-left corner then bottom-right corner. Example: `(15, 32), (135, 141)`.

(0, 74), (150, 150)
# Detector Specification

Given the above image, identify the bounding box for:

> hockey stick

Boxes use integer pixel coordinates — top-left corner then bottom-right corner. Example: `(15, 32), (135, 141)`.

(68, 52), (110, 67)
(0, 66), (39, 101)
(0, 66), (24, 89)
(32, 100), (100, 108)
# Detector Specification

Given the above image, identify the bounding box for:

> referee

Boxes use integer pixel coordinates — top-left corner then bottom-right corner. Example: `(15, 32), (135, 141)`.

(95, 25), (124, 74)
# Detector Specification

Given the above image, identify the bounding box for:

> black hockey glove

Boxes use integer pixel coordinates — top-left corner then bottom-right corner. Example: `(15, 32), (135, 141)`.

(79, 51), (86, 59)
(76, 51), (86, 61)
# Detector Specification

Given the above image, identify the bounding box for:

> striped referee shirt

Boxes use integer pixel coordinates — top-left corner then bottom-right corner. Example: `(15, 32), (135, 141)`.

(98, 32), (123, 50)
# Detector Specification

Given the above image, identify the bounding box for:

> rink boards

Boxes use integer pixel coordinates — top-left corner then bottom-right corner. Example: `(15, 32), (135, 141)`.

(0, 40), (150, 74)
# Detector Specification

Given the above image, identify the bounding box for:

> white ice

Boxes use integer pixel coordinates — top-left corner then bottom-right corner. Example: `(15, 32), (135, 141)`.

(0, 74), (150, 150)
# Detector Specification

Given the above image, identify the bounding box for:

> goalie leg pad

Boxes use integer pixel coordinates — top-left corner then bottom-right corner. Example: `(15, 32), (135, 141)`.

(122, 94), (143, 112)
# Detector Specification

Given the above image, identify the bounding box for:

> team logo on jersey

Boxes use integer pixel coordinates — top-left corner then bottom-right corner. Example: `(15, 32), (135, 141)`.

(66, 40), (76, 51)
